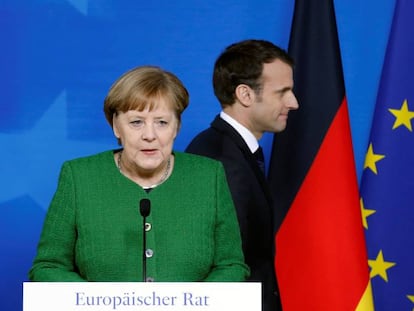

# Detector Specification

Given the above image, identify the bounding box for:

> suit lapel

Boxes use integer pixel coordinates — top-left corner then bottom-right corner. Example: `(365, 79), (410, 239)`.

(210, 116), (273, 205)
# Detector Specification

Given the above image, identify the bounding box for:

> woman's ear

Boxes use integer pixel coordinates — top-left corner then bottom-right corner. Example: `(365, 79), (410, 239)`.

(234, 84), (254, 107)
(172, 117), (181, 140)
(112, 114), (121, 141)
(112, 117), (118, 136)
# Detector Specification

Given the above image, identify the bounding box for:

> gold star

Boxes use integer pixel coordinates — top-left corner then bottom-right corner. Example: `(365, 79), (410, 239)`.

(364, 143), (385, 174)
(407, 295), (414, 310)
(360, 198), (376, 229)
(389, 99), (414, 131)
(368, 250), (396, 282)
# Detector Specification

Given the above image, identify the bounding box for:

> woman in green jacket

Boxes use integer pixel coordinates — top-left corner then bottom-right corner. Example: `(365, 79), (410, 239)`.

(29, 66), (249, 282)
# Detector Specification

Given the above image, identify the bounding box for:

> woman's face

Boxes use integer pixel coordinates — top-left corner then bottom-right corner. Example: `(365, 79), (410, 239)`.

(113, 98), (179, 174)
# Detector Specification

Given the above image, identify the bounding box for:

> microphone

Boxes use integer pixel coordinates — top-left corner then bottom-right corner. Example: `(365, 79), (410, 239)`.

(140, 198), (151, 217)
(139, 198), (151, 282)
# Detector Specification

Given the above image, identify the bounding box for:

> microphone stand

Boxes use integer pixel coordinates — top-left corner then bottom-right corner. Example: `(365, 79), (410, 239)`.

(139, 198), (151, 282)
(142, 215), (147, 282)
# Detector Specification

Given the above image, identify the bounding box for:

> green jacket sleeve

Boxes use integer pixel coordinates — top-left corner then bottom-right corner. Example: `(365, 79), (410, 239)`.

(203, 163), (250, 281)
(29, 162), (86, 281)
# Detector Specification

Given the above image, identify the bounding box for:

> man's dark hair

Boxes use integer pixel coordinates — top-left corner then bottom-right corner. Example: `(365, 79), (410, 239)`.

(213, 39), (293, 107)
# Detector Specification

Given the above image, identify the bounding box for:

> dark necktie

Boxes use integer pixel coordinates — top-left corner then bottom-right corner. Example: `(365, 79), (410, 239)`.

(254, 146), (265, 174)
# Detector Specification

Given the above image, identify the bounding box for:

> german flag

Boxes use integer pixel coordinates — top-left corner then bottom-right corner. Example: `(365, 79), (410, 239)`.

(268, 0), (373, 310)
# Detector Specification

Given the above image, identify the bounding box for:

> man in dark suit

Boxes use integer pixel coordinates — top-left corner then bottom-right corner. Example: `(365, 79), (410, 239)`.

(186, 39), (298, 311)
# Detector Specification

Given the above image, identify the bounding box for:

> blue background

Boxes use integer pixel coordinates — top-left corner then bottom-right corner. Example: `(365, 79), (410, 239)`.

(0, 0), (395, 310)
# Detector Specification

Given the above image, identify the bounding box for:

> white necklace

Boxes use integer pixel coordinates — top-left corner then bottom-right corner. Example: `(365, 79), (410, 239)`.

(117, 151), (171, 189)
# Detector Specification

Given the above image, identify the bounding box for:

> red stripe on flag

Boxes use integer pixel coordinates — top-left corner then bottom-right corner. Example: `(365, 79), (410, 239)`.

(275, 98), (369, 310)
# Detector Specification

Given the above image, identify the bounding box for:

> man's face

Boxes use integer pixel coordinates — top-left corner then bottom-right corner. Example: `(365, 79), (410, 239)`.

(250, 59), (298, 137)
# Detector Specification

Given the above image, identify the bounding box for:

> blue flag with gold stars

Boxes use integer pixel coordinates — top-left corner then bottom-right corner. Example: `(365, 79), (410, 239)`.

(359, 0), (414, 310)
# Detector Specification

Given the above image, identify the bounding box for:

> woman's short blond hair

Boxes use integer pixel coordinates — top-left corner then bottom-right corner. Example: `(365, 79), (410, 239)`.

(104, 66), (189, 128)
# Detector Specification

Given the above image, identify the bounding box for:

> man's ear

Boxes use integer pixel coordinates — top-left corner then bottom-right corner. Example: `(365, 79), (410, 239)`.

(235, 84), (254, 107)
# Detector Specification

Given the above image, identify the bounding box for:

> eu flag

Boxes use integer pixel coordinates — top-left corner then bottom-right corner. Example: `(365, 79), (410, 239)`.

(359, 0), (414, 310)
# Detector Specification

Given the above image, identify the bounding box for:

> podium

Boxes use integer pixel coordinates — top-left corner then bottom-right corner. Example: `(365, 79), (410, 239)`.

(23, 282), (261, 311)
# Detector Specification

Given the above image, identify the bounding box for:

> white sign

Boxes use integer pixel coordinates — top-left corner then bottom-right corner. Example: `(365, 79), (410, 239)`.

(23, 282), (261, 311)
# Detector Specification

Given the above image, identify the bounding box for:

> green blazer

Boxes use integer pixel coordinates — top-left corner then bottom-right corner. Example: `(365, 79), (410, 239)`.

(29, 150), (249, 282)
